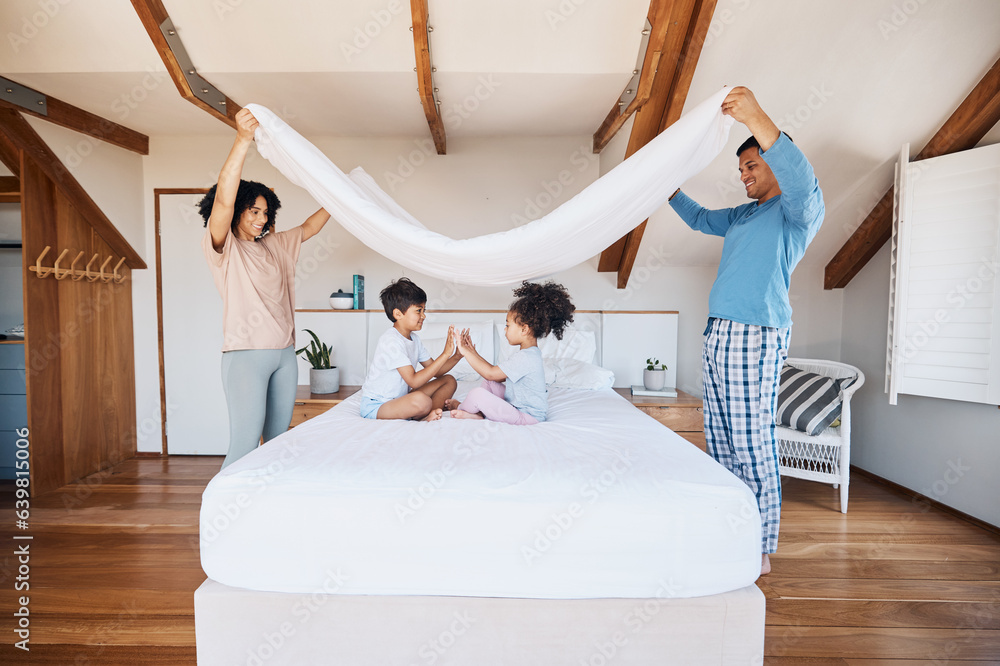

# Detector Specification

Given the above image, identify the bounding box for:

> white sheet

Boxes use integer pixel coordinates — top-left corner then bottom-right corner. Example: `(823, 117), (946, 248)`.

(247, 87), (733, 285)
(200, 384), (761, 599)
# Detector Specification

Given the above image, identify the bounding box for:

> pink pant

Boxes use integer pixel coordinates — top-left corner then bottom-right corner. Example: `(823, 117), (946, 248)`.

(457, 380), (538, 426)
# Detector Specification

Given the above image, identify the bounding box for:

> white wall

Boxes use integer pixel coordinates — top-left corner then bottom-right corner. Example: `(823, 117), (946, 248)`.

(841, 244), (1000, 527)
(25, 118), (146, 256)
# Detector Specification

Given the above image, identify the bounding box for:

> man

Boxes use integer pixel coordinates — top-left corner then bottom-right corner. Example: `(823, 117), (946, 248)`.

(668, 87), (824, 575)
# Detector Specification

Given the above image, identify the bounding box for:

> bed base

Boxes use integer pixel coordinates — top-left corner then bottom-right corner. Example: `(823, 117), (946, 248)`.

(194, 579), (764, 665)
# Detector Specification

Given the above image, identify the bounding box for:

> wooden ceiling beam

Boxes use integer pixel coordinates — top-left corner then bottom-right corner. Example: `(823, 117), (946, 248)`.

(0, 107), (146, 268)
(598, 0), (718, 288)
(410, 0), (446, 154)
(592, 7), (668, 155)
(825, 55), (1000, 289)
(130, 0), (239, 129)
(592, 51), (661, 154)
(0, 79), (149, 155)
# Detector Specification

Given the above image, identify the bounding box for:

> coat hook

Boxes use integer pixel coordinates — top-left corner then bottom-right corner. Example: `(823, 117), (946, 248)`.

(98, 256), (113, 283)
(112, 257), (127, 284)
(85, 253), (100, 282)
(52, 248), (71, 280)
(69, 251), (86, 281)
(32, 245), (52, 278)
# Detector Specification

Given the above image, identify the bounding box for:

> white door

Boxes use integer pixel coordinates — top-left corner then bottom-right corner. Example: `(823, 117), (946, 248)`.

(160, 194), (229, 454)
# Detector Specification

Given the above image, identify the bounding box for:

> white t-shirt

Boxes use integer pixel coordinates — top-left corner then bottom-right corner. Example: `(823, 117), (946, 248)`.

(361, 328), (432, 404)
(498, 346), (548, 421)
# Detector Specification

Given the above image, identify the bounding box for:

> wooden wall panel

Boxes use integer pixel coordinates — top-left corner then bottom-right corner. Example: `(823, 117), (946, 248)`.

(20, 161), (137, 495)
(20, 158), (65, 495)
(93, 225), (135, 469)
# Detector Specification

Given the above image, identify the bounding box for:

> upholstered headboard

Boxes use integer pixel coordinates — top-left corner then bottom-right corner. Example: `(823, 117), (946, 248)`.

(295, 310), (678, 390)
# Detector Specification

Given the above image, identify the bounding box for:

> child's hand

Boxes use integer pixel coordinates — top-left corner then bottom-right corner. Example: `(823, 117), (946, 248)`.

(443, 326), (456, 357)
(451, 328), (467, 357)
(457, 329), (476, 357)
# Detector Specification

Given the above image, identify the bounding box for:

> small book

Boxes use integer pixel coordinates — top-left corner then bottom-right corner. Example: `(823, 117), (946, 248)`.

(352, 274), (365, 310)
(630, 385), (678, 398)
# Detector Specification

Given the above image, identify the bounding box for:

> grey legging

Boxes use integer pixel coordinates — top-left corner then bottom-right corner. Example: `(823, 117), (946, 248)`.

(220, 345), (297, 468)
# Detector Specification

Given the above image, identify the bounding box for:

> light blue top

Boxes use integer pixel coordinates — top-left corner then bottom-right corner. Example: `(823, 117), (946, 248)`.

(669, 133), (824, 330)
(361, 328), (431, 404)
(498, 346), (547, 422)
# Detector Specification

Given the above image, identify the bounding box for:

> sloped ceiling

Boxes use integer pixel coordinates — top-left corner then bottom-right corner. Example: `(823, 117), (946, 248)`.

(2, 0), (999, 270)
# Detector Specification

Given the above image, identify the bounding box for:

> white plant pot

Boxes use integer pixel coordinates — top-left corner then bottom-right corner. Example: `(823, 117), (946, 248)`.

(310, 367), (340, 394)
(643, 368), (666, 391)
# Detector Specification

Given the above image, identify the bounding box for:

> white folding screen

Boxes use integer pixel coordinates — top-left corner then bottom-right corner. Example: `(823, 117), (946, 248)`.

(886, 141), (1000, 406)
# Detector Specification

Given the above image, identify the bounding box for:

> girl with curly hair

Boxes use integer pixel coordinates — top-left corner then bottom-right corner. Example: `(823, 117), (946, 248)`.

(450, 281), (575, 425)
(200, 107), (332, 468)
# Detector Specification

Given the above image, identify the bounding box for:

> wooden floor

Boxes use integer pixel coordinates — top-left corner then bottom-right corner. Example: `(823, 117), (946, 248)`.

(0, 457), (998, 665)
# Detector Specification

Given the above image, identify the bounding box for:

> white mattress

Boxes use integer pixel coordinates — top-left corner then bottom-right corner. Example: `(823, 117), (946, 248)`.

(200, 384), (761, 599)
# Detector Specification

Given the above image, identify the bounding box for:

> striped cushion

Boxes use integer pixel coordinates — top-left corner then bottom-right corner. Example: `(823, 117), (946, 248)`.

(777, 365), (857, 436)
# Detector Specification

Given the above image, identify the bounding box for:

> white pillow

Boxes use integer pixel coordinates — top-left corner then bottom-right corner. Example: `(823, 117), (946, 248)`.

(540, 329), (596, 363)
(544, 358), (614, 390)
(496, 324), (597, 365)
(420, 321), (494, 380)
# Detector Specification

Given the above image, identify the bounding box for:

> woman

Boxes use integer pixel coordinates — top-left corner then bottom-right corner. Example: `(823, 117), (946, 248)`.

(199, 107), (331, 468)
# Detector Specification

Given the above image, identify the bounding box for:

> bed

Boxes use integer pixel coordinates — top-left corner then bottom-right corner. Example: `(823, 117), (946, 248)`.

(200, 383), (760, 597)
(195, 381), (765, 664)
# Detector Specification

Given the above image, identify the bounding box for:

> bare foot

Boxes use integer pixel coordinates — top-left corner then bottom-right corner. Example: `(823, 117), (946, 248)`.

(451, 409), (484, 420)
(421, 408), (444, 422)
(443, 399), (461, 411)
(760, 553), (771, 576)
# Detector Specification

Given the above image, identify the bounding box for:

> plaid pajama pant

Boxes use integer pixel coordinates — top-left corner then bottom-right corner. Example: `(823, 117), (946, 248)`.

(702, 318), (789, 554)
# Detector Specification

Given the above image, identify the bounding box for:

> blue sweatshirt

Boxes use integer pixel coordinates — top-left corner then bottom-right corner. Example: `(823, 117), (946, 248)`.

(669, 133), (824, 330)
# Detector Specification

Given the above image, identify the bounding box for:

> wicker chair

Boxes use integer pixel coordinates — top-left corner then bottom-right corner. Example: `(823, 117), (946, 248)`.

(775, 358), (865, 513)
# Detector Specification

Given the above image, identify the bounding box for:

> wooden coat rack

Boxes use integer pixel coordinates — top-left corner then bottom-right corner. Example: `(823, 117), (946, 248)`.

(28, 245), (128, 284)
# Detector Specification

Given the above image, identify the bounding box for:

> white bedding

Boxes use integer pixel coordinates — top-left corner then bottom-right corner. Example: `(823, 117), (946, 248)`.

(200, 384), (761, 599)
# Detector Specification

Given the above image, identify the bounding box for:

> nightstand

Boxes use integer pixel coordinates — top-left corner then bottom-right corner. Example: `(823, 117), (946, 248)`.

(614, 387), (706, 452)
(289, 385), (362, 428)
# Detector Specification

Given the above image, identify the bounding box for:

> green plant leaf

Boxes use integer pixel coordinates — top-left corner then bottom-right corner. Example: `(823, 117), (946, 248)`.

(296, 329), (335, 369)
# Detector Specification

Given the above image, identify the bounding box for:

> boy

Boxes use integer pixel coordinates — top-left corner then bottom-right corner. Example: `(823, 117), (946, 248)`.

(360, 278), (460, 421)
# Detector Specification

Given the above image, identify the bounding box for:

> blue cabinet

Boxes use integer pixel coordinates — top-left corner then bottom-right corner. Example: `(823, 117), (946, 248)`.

(0, 343), (26, 480)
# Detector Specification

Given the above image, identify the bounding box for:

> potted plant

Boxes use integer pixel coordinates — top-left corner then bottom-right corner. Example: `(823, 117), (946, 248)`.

(296, 329), (340, 394)
(643, 358), (667, 391)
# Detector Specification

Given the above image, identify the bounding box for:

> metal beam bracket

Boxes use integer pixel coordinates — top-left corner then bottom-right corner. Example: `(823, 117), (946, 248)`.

(159, 17), (228, 112)
(412, 22), (441, 110)
(0, 76), (47, 116)
(617, 19), (653, 112)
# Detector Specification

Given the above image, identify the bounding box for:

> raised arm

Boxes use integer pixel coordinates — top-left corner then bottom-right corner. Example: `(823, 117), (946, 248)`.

(208, 108), (258, 252)
(760, 134), (824, 228)
(669, 190), (739, 237)
(721, 86), (822, 227)
(299, 207), (332, 242)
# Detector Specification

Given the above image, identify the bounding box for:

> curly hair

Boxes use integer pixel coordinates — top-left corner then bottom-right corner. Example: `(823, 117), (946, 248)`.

(509, 281), (575, 340)
(197, 180), (281, 241)
(380, 277), (427, 322)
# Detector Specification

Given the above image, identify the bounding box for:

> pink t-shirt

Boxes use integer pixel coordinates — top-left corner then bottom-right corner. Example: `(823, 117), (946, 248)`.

(202, 227), (304, 352)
